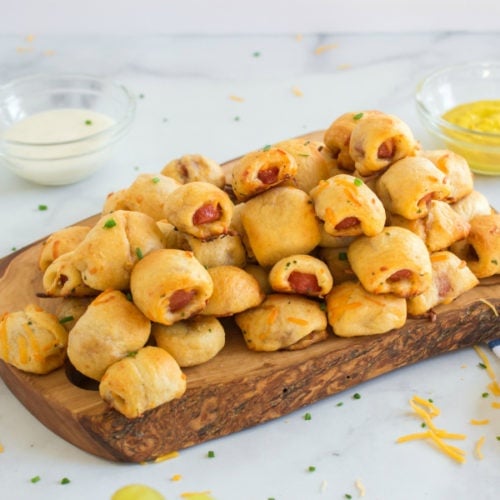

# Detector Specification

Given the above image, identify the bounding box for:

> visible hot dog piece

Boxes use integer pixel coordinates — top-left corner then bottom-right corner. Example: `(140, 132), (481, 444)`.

(387, 269), (412, 282)
(288, 271), (322, 294)
(377, 139), (394, 159)
(257, 166), (279, 185)
(192, 203), (221, 226)
(169, 289), (196, 312)
(335, 216), (360, 231)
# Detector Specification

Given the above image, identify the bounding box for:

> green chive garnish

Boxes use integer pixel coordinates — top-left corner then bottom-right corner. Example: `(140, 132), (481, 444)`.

(304, 412), (312, 421)
(262, 144), (272, 151)
(38, 204), (48, 211)
(30, 476), (41, 484)
(103, 218), (117, 229)
(207, 450), (215, 458)
(85, 119), (92, 126)
(60, 477), (70, 485)
(59, 315), (74, 324)
(353, 178), (363, 186)
(136, 247), (144, 260)
(353, 112), (364, 120)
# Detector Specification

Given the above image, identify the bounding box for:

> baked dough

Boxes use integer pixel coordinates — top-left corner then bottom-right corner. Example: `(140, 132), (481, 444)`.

(161, 153), (226, 188)
(67, 289), (151, 381)
(268, 254), (333, 297)
(183, 233), (247, 268)
(102, 173), (181, 221)
(130, 249), (214, 325)
(310, 174), (386, 237)
(152, 316), (225, 367)
(347, 226), (432, 298)
(38, 225), (90, 272)
(450, 214), (500, 278)
(375, 156), (451, 220)
(235, 294), (328, 352)
(274, 138), (337, 193)
(99, 346), (186, 419)
(317, 247), (355, 285)
(231, 147), (298, 201)
(407, 251), (479, 315)
(451, 190), (493, 221)
(74, 210), (166, 291)
(200, 265), (264, 316)
(0, 304), (68, 374)
(163, 181), (234, 240)
(349, 112), (418, 176)
(240, 186), (321, 267)
(419, 149), (473, 203)
(389, 200), (470, 252)
(326, 281), (407, 337)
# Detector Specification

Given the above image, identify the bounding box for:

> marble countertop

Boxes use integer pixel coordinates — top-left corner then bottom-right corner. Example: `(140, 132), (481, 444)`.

(0, 32), (499, 500)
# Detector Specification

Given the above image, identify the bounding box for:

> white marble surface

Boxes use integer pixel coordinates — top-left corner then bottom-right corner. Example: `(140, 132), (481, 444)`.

(0, 32), (499, 500)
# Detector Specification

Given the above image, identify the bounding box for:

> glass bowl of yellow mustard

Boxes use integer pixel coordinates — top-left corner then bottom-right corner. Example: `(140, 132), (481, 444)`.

(416, 61), (500, 175)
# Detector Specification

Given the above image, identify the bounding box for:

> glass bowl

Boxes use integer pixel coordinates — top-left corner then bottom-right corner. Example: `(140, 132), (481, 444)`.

(0, 73), (135, 185)
(415, 61), (500, 175)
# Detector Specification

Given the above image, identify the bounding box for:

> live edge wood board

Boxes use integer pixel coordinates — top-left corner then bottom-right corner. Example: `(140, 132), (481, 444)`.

(1, 132), (499, 463)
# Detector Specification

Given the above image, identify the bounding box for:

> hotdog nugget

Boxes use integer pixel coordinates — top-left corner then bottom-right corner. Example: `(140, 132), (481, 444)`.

(164, 181), (234, 240)
(130, 249), (214, 325)
(99, 346), (186, 419)
(67, 290), (151, 381)
(375, 156), (451, 220)
(38, 225), (91, 272)
(269, 254), (333, 297)
(201, 265), (264, 316)
(241, 186), (321, 267)
(450, 214), (500, 278)
(231, 147), (297, 201)
(326, 281), (407, 337)
(0, 304), (68, 374)
(347, 226), (432, 298)
(152, 316), (225, 367)
(184, 233), (247, 268)
(310, 174), (386, 237)
(407, 251), (479, 315)
(161, 153), (226, 188)
(349, 112), (418, 176)
(235, 294), (328, 352)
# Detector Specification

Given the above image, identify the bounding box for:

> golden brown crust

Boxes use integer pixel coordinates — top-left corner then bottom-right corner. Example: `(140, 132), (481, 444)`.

(231, 147), (298, 201)
(375, 156), (451, 220)
(0, 304), (68, 374)
(326, 281), (407, 337)
(235, 294), (327, 352)
(347, 226), (432, 298)
(201, 265), (264, 316)
(99, 346), (186, 419)
(130, 249), (214, 325)
(310, 174), (386, 237)
(184, 233), (247, 268)
(163, 181), (234, 240)
(451, 190), (493, 221)
(161, 154), (226, 188)
(67, 290), (151, 381)
(240, 186), (321, 267)
(152, 316), (225, 367)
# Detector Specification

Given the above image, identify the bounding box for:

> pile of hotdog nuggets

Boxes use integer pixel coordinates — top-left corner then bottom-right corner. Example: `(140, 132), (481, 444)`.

(1, 110), (499, 418)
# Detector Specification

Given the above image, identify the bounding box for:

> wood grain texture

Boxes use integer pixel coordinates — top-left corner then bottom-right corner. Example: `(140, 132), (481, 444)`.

(1, 132), (499, 462)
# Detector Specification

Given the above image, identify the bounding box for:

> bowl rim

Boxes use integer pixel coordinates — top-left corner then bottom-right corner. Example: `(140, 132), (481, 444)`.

(415, 60), (500, 141)
(0, 72), (136, 154)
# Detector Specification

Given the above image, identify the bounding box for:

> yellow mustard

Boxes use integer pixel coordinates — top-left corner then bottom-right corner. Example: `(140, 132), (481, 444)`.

(441, 100), (500, 175)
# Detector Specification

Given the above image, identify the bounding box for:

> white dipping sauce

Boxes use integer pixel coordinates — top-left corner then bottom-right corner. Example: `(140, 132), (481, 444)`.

(3, 108), (117, 185)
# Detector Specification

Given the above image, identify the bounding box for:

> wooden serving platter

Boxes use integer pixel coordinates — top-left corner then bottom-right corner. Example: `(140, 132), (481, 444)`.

(1, 134), (500, 463)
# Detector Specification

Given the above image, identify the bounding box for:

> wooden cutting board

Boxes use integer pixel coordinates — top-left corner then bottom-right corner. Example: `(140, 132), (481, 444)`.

(1, 133), (499, 463)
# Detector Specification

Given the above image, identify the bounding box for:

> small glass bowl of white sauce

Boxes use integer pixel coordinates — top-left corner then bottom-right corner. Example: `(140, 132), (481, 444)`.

(0, 73), (135, 185)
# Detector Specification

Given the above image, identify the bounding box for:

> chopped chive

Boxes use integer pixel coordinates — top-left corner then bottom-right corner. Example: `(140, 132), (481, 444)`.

(262, 144), (272, 151)
(353, 112), (364, 120)
(336, 401), (344, 407)
(38, 204), (48, 211)
(308, 465), (316, 472)
(303, 412), (312, 421)
(492, 259), (498, 265)
(136, 247), (144, 260)
(353, 392), (361, 400)
(421, 422), (426, 428)
(152, 176), (160, 184)
(478, 362), (487, 369)
(252, 51), (261, 57)
(496, 436), (500, 441)
(85, 119), (92, 125)
(234, 116), (240, 121)
(126, 351), (138, 358)
(482, 392), (489, 398)
(59, 315), (74, 324)
(353, 178), (363, 186)
(103, 218), (117, 229)
(207, 450), (215, 458)
(338, 251), (348, 261)
(345, 494), (352, 499)
(30, 476), (41, 484)
(60, 477), (70, 485)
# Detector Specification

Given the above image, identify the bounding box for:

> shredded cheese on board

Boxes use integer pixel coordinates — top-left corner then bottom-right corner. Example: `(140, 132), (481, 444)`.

(474, 436), (486, 460)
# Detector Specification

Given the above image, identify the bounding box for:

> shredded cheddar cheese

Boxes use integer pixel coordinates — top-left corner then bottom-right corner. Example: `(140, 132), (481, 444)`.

(154, 450), (179, 463)
(355, 479), (366, 497)
(171, 474), (182, 482)
(478, 298), (499, 316)
(291, 86), (303, 97)
(229, 95), (244, 102)
(474, 436), (486, 460)
(491, 401), (500, 409)
(473, 345), (497, 382)
(314, 43), (338, 55)
(470, 419), (490, 426)
(0, 441), (4, 453)
(397, 395), (467, 464)
(488, 380), (500, 396)
(286, 316), (308, 326)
